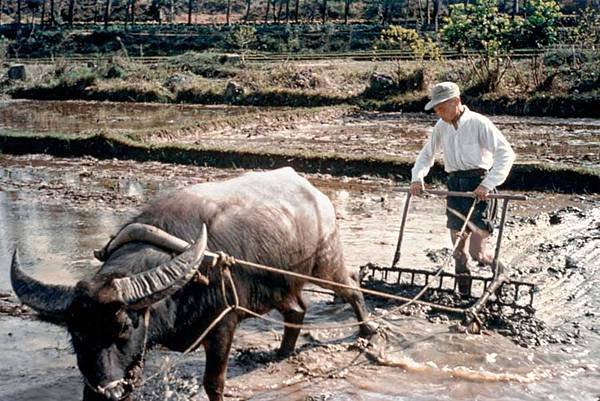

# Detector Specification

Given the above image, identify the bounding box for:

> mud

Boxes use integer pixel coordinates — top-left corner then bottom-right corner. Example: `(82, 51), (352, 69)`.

(1, 100), (599, 171)
(1, 154), (599, 400)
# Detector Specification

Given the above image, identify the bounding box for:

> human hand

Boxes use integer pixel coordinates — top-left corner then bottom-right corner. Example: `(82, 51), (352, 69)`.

(409, 181), (424, 196)
(473, 185), (490, 201)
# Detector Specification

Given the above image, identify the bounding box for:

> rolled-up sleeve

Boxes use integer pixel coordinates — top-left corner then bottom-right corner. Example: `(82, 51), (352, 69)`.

(480, 123), (516, 190)
(411, 127), (440, 183)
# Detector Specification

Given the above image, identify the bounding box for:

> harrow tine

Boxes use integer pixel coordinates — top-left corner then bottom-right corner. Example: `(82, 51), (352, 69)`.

(361, 265), (536, 314)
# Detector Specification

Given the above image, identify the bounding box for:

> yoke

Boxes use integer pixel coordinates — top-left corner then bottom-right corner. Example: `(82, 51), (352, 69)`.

(360, 188), (536, 334)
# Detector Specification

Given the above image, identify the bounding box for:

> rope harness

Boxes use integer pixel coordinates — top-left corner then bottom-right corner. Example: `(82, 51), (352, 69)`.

(83, 308), (150, 399)
(84, 193), (484, 395)
(121, 199), (480, 391)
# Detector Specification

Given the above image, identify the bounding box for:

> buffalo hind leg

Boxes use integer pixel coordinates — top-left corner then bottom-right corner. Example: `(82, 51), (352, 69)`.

(276, 295), (307, 358)
(202, 320), (236, 401)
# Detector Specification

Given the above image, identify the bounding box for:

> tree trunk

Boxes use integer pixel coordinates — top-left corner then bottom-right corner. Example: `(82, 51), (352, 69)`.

(416, 0), (423, 29)
(264, 0), (270, 23)
(169, 0), (174, 24)
(188, 0), (192, 24)
(285, 0), (290, 23)
(49, 0), (55, 26)
(271, 0), (277, 22)
(433, 0), (440, 31)
(294, 0), (299, 23)
(67, 0), (74, 27)
(226, 0), (231, 25)
(512, 0), (519, 17)
(425, 0), (430, 24)
(244, 0), (251, 22)
(104, 0), (112, 28)
(131, 0), (136, 25)
(40, 0), (45, 27)
(92, 0), (98, 24)
(322, 0), (327, 23)
(124, 0), (129, 27)
(344, 0), (350, 24)
(277, 0), (284, 22)
(17, 0), (22, 26)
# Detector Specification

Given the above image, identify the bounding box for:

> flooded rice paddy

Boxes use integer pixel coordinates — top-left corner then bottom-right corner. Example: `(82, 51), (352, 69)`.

(1, 100), (599, 169)
(0, 100), (599, 401)
(1, 154), (599, 401)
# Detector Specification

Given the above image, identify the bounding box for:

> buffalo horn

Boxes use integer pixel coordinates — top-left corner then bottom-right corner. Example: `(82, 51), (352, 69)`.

(96, 223), (190, 261)
(108, 224), (208, 308)
(10, 249), (76, 319)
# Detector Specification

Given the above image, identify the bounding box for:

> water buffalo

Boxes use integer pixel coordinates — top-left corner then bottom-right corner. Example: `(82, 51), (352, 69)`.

(11, 167), (374, 401)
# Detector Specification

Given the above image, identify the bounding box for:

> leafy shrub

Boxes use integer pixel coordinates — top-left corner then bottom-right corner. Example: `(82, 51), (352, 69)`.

(171, 52), (240, 78)
(377, 26), (441, 60)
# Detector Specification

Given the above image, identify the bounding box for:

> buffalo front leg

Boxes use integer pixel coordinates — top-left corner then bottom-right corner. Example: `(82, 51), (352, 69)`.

(202, 320), (236, 401)
(329, 274), (377, 337)
(82, 386), (133, 401)
(276, 295), (307, 358)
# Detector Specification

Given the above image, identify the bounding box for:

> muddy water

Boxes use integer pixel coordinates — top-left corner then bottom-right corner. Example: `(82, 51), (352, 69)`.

(0, 100), (262, 134)
(1, 100), (599, 170)
(1, 155), (599, 401)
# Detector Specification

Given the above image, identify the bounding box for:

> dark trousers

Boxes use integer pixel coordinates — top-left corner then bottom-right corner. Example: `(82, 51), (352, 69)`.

(446, 169), (497, 234)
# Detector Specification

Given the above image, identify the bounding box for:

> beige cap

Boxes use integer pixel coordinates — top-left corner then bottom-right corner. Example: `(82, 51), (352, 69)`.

(424, 81), (460, 111)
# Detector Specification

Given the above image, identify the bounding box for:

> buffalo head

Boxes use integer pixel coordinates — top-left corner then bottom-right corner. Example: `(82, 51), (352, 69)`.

(10, 224), (208, 400)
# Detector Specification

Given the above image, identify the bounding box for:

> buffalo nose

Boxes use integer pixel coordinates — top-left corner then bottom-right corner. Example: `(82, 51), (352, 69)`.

(106, 385), (126, 400)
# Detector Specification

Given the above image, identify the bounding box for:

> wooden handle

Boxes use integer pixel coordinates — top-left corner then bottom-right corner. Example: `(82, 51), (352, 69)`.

(398, 188), (527, 201)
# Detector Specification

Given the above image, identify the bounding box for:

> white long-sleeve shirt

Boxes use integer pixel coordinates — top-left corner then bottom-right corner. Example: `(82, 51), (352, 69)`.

(411, 106), (516, 190)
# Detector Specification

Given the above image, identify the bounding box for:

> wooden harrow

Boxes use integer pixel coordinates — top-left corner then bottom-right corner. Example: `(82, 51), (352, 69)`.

(360, 189), (536, 334)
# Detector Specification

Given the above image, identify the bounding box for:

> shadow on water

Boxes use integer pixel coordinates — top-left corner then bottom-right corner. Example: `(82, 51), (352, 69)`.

(1, 155), (599, 401)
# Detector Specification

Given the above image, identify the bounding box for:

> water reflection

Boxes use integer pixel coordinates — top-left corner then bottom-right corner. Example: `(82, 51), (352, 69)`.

(0, 157), (599, 401)
(0, 100), (264, 134)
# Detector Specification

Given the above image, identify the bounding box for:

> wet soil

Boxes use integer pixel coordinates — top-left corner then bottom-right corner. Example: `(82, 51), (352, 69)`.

(1, 154), (599, 401)
(1, 101), (599, 194)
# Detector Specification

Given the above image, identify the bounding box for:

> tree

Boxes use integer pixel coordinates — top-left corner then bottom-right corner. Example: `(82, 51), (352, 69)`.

(285, 0), (290, 23)
(131, 0), (136, 25)
(569, 6), (599, 49)
(243, 0), (251, 21)
(187, 0), (193, 24)
(67, 0), (75, 27)
(226, 0), (231, 24)
(442, 0), (520, 92)
(49, 0), (56, 26)
(104, 0), (112, 28)
(432, 0), (440, 30)
(343, 0), (351, 24)
(379, 25), (441, 59)
(264, 0), (270, 22)
(225, 25), (256, 63)
(17, 0), (22, 26)
(520, 0), (561, 48)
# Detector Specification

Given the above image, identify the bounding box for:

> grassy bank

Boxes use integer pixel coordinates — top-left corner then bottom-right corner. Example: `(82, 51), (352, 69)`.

(1, 131), (598, 193)
(3, 53), (599, 118)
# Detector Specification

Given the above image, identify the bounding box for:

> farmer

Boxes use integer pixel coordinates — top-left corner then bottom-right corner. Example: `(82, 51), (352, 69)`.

(409, 81), (516, 296)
